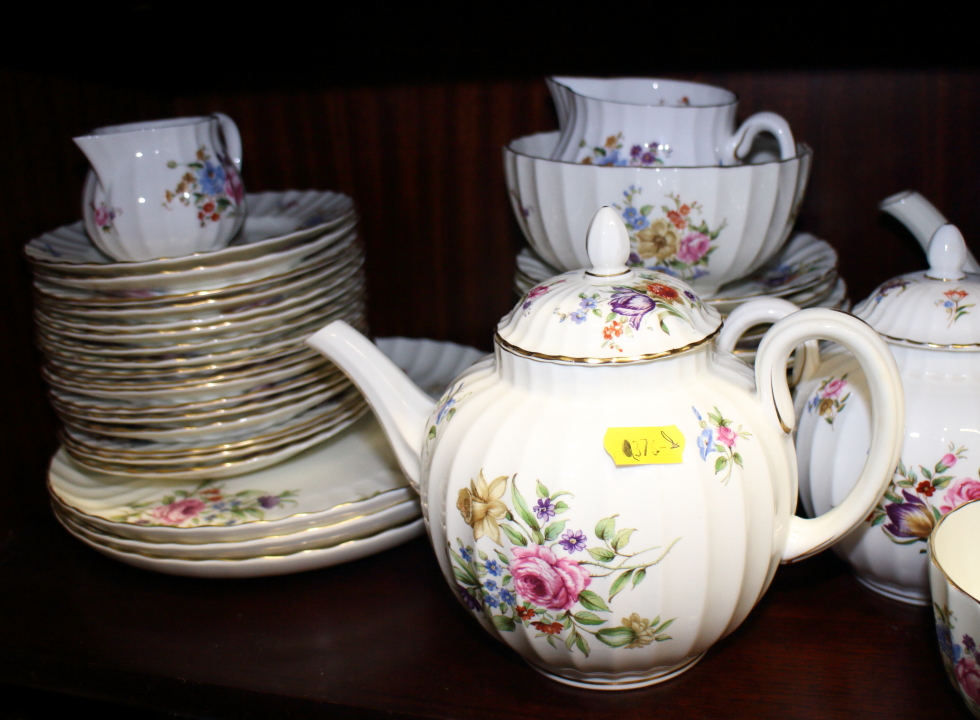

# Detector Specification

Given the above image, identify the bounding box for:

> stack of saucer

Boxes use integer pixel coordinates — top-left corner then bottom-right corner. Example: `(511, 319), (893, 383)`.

(515, 233), (848, 363)
(27, 190), (369, 480)
(47, 338), (486, 578)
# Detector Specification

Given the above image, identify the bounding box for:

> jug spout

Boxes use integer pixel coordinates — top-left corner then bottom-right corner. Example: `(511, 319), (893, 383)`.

(306, 321), (435, 489)
(73, 134), (114, 187)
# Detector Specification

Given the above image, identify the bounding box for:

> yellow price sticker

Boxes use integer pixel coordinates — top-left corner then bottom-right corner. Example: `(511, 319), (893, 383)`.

(603, 426), (685, 466)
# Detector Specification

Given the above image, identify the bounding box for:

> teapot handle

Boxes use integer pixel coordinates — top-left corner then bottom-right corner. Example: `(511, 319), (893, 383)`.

(212, 113), (243, 171)
(753, 308), (904, 563)
(716, 297), (821, 388)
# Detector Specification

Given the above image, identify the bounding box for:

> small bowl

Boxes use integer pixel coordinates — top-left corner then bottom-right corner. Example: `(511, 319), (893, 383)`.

(504, 131), (811, 298)
(930, 499), (980, 718)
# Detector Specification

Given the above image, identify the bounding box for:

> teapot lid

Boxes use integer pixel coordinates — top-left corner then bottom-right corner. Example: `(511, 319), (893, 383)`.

(853, 224), (980, 350)
(496, 207), (722, 363)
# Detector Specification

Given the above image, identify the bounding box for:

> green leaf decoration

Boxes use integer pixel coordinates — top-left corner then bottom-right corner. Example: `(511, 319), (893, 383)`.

(596, 627), (634, 647)
(536, 481), (549, 499)
(553, 501), (570, 515)
(427, 426), (437, 440)
(595, 516), (618, 542)
(606, 312), (617, 322)
(715, 444), (726, 453)
(166, 160), (178, 168)
(573, 611), (606, 625)
(609, 569), (635, 600)
(547, 635), (556, 648)
(633, 568), (647, 588)
(531, 528), (545, 545)
(501, 524), (528, 547)
(492, 615), (516, 632)
(162, 495), (175, 506)
(639, 204), (653, 216)
(871, 514), (886, 527)
(611, 528), (635, 552)
(660, 317), (670, 334)
(575, 632), (591, 656)
(732, 452), (743, 468)
(884, 491), (903, 503)
(715, 456), (728, 474)
(655, 618), (675, 633)
(478, 549), (488, 560)
(896, 479), (914, 488)
(512, 482), (540, 532)
(544, 520), (568, 542)
(565, 629), (577, 651)
(898, 460), (907, 476)
(934, 476), (953, 489)
(588, 547), (616, 563)
(502, 574), (512, 585)
(495, 550), (510, 566)
(577, 590), (610, 613)
(562, 614), (572, 629)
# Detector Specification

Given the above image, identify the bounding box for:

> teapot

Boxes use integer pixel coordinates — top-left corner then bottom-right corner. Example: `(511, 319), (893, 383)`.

(786, 223), (980, 604)
(306, 207), (904, 689)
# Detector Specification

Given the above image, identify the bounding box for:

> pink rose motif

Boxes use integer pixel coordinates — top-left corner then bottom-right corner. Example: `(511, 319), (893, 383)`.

(940, 478), (980, 515)
(149, 498), (206, 526)
(716, 425), (737, 448)
(223, 169), (245, 205)
(510, 544), (591, 611)
(822, 378), (846, 398)
(94, 204), (110, 227)
(941, 453), (959, 469)
(957, 656), (980, 704)
(675, 232), (711, 265)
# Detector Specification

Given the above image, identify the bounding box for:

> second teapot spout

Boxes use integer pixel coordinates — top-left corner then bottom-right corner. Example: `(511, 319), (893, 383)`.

(880, 190), (980, 273)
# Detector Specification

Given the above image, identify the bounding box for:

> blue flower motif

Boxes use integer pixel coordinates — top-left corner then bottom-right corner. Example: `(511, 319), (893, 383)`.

(198, 161), (226, 196)
(692, 406), (703, 422)
(569, 309), (588, 324)
(955, 643), (964, 663)
(485, 594), (499, 606)
(212, 502), (227, 510)
(579, 296), (598, 311)
(484, 559), (501, 576)
(500, 588), (516, 605)
(944, 300), (955, 308)
(697, 427), (714, 461)
(484, 579), (498, 593)
(459, 546), (473, 562)
(436, 398), (456, 424)
(596, 150), (627, 167)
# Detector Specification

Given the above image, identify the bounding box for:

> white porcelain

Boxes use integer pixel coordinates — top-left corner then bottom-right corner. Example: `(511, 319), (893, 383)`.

(57, 497), (421, 560)
(33, 221), (358, 296)
(63, 516), (425, 578)
(930, 500), (980, 717)
(548, 77), (795, 167)
(794, 224), (980, 605)
(505, 131), (811, 297)
(880, 190), (980, 273)
(75, 114), (246, 261)
(26, 190), (354, 274)
(304, 207), (904, 689)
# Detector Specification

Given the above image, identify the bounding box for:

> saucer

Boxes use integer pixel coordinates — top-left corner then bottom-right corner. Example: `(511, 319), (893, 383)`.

(25, 190), (355, 275)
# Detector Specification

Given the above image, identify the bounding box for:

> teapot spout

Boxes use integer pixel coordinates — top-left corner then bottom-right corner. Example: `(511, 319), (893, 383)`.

(880, 190), (980, 273)
(306, 321), (434, 489)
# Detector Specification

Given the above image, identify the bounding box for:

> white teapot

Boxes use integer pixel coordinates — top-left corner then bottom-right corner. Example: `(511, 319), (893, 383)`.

(306, 207), (904, 689)
(789, 224), (980, 605)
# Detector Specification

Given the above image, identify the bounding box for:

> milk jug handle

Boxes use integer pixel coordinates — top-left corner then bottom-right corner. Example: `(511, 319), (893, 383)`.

(730, 111), (795, 162)
(212, 113), (243, 171)
(753, 309), (904, 563)
(715, 297), (820, 387)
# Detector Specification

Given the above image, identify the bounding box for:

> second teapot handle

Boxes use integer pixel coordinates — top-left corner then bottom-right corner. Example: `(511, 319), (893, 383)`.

(212, 112), (243, 171)
(753, 308), (904, 563)
(729, 111), (795, 162)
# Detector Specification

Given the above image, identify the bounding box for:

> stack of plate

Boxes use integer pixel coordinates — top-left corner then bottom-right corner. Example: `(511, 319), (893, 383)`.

(47, 337), (488, 578)
(514, 233), (849, 364)
(27, 190), (369, 480)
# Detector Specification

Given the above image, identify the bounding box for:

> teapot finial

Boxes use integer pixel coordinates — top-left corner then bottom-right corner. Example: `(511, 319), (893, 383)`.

(585, 206), (631, 277)
(927, 224), (968, 281)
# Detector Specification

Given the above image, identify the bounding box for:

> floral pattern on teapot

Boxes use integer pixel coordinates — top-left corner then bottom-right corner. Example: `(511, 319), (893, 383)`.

(614, 188), (726, 282)
(937, 288), (974, 328)
(805, 375), (851, 428)
(164, 145), (243, 228)
(551, 275), (702, 353)
(91, 201), (121, 233)
(936, 603), (980, 712)
(693, 406), (752, 485)
(866, 445), (980, 546)
(451, 472), (679, 656)
(424, 380), (470, 458)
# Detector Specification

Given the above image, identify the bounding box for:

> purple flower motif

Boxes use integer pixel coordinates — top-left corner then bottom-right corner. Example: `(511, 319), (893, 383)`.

(569, 309), (588, 324)
(640, 151), (657, 165)
(630, 145), (643, 158)
(965, 635), (976, 656)
(459, 585), (481, 610)
(938, 623), (954, 661)
(559, 529), (587, 553)
(609, 288), (658, 330)
(884, 490), (936, 540)
(684, 290), (697, 302)
(579, 296), (598, 312)
(534, 497), (556, 520)
(257, 495), (280, 509)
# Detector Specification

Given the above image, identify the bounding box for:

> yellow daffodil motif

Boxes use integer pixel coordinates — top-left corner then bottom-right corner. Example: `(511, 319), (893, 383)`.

(456, 471), (508, 544)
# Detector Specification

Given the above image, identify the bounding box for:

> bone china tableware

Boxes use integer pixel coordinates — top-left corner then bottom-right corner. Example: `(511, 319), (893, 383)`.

(305, 207), (904, 689)
(75, 114), (246, 261)
(505, 131), (811, 298)
(792, 224), (980, 605)
(880, 189), (980, 273)
(930, 499), (980, 718)
(547, 77), (795, 166)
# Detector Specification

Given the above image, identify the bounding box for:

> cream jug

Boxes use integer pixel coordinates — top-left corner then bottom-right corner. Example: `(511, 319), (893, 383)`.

(306, 207), (904, 689)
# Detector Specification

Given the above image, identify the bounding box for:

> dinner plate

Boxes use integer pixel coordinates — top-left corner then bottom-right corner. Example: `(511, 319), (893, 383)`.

(25, 190), (355, 275)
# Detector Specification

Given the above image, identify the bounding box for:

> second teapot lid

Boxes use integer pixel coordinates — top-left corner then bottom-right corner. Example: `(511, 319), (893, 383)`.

(854, 224), (980, 350)
(497, 207), (722, 363)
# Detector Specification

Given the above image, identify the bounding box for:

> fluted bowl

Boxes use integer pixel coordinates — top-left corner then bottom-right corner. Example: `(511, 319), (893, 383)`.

(504, 131), (811, 298)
